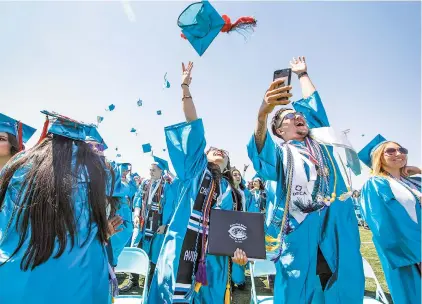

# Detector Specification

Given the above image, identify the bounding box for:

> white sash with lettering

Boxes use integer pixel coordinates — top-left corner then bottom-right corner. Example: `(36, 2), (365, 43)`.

(281, 143), (318, 224)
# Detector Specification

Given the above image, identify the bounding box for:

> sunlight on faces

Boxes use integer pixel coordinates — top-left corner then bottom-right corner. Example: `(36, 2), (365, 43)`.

(206, 147), (229, 170)
(0, 132), (12, 157)
(252, 179), (261, 189)
(150, 164), (162, 180)
(275, 110), (309, 141)
(381, 142), (408, 171)
(231, 170), (242, 187)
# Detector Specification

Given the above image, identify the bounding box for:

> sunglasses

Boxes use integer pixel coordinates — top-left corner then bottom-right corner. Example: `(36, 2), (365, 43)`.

(275, 112), (305, 129)
(88, 142), (106, 152)
(209, 147), (229, 157)
(384, 147), (408, 156)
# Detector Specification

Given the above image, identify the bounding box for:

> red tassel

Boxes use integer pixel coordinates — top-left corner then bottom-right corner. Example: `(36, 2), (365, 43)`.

(17, 122), (23, 152)
(181, 33), (187, 40)
(37, 116), (50, 145)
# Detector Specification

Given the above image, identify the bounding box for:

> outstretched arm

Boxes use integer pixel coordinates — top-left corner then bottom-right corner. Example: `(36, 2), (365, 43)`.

(254, 78), (292, 153)
(290, 56), (316, 99)
(181, 62), (198, 122)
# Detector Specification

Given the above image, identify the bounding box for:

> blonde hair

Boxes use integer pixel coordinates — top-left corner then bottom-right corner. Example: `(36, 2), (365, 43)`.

(371, 141), (406, 177)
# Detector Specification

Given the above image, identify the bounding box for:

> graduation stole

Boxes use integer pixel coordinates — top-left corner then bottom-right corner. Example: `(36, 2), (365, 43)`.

(140, 179), (164, 234)
(174, 169), (218, 301)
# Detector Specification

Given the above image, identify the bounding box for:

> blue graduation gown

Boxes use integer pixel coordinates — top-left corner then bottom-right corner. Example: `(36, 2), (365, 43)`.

(361, 177), (421, 304)
(247, 91), (364, 304)
(249, 189), (265, 213)
(148, 119), (233, 304)
(109, 171), (136, 267)
(132, 179), (177, 264)
(0, 147), (109, 303)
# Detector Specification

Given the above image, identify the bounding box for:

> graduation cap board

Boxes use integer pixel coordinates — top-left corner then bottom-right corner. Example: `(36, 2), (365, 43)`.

(84, 125), (108, 150)
(178, 1), (257, 56)
(0, 113), (36, 150)
(358, 134), (387, 168)
(142, 143), (152, 153)
(208, 209), (266, 259)
(40, 110), (92, 141)
(153, 155), (169, 172)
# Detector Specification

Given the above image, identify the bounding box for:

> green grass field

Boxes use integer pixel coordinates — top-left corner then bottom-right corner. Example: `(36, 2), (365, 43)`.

(118, 227), (393, 303)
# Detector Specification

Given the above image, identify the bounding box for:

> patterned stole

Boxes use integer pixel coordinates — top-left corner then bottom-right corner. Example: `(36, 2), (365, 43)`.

(141, 179), (164, 237)
(173, 170), (219, 302)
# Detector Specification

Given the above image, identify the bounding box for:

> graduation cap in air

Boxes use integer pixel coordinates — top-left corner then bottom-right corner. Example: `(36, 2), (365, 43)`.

(178, 1), (257, 56)
(357, 134), (387, 168)
(142, 143), (152, 153)
(0, 113), (36, 151)
(84, 124), (108, 150)
(39, 110), (89, 142)
(153, 155), (169, 172)
(157, 110), (162, 116)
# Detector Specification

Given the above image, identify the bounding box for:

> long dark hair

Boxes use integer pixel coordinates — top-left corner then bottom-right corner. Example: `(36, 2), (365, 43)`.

(104, 158), (118, 218)
(231, 168), (246, 191)
(6, 132), (19, 156)
(0, 135), (109, 271)
(206, 150), (242, 211)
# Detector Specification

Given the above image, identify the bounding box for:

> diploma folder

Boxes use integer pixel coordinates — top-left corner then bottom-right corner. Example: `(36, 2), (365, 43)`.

(208, 209), (266, 259)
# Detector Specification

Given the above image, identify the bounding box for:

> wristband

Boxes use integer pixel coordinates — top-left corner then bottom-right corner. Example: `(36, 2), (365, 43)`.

(181, 83), (189, 88)
(298, 72), (308, 79)
(182, 95), (192, 100)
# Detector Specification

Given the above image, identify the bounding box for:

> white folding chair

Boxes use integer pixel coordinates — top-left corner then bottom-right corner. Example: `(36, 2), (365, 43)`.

(249, 259), (276, 304)
(113, 247), (150, 304)
(362, 257), (389, 304)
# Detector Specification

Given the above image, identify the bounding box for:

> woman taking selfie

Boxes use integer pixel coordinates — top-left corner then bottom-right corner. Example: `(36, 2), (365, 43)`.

(148, 62), (247, 304)
(359, 134), (421, 304)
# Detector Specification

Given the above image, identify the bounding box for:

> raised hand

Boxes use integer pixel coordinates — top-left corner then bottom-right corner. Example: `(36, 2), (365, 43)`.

(258, 79), (293, 118)
(182, 61), (193, 86)
(290, 56), (307, 75)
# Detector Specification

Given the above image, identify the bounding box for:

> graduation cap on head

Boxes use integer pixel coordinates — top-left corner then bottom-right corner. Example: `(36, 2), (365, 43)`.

(358, 134), (387, 168)
(152, 155), (169, 172)
(40, 110), (89, 142)
(84, 124), (108, 150)
(178, 1), (225, 56)
(118, 162), (132, 172)
(142, 143), (152, 153)
(0, 113), (36, 151)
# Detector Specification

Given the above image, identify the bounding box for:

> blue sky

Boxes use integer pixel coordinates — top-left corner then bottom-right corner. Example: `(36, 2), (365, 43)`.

(0, 1), (420, 188)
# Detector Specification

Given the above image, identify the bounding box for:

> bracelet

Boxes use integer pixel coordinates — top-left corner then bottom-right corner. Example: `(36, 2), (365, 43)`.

(298, 72), (308, 79)
(181, 83), (189, 88)
(182, 95), (192, 100)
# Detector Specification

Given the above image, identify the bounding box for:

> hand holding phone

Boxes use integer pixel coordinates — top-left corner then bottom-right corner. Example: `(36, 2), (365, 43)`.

(273, 68), (292, 101)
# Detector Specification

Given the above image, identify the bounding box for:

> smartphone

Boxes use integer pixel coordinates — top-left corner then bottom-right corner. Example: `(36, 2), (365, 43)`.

(273, 68), (291, 100)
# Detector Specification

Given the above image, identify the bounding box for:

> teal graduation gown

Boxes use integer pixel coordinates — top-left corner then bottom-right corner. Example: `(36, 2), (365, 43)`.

(109, 166), (136, 267)
(247, 91), (364, 304)
(0, 147), (109, 304)
(361, 176), (421, 304)
(148, 119), (233, 304)
(132, 178), (177, 264)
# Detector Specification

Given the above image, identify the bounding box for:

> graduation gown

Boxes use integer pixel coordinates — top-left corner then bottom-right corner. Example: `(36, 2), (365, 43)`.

(148, 119), (234, 304)
(108, 167), (137, 267)
(247, 91), (364, 304)
(132, 178), (177, 264)
(0, 147), (109, 304)
(361, 176), (421, 304)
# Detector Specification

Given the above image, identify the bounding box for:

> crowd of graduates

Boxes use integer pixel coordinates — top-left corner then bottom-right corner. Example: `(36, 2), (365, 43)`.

(0, 57), (420, 304)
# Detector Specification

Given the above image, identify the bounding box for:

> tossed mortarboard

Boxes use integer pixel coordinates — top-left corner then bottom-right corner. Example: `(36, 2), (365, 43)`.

(153, 155), (169, 172)
(177, 1), (225, 56)
(357, 134), (387, 168)
(84, 125), (108, 150)
(41, 110), (89, 141)
(157, 110), (162, 116)
(142, 143), (152, 153)
(0, 113), (36, 147)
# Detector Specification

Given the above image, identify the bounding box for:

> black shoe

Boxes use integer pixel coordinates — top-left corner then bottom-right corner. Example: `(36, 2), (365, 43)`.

(237, 283), (246, 291)
(119, 280), (135, 293)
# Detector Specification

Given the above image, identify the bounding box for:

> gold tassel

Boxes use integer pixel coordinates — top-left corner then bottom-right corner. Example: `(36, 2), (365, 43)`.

(194, 282), (202, 293)
(111, 297), (115, 303)
(224, 283), (231, 304)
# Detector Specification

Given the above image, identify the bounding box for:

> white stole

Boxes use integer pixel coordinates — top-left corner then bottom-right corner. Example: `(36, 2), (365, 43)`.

(281, 143), (318, 224)
(388, 178), (418, 223)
